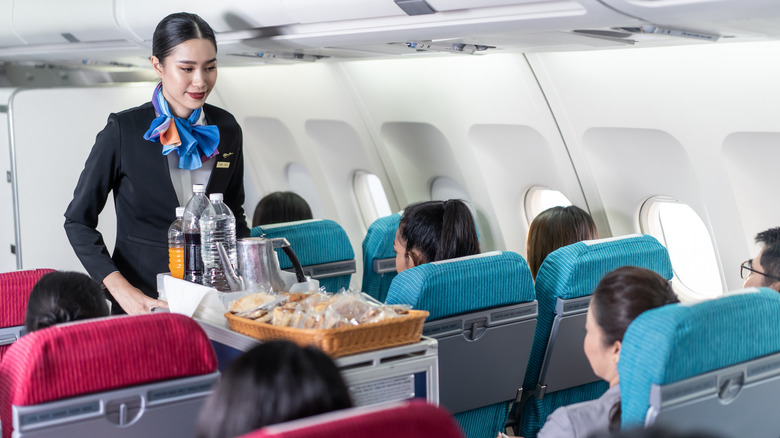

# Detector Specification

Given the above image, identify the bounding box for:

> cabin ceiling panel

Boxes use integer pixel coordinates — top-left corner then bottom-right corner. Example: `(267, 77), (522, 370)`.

(11, 0), (125, 45)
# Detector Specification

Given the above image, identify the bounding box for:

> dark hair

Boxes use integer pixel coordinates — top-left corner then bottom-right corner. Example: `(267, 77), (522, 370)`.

(398, 199), (480, 266)
(25, 271), (109, 333)
(526, 205), (597, 279)
(755, 227), (780, 287)
(591, 266), (679, 432)
(196, 341), (352, 438)
(252, 191), (314, 227)
(152, 12), (217, 63)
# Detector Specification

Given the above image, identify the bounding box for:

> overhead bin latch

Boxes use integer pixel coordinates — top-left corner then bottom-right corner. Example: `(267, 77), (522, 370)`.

(394, 0), (436, 16)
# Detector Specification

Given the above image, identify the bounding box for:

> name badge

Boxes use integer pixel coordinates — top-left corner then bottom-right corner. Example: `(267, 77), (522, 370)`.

(216, 162), (230, 169)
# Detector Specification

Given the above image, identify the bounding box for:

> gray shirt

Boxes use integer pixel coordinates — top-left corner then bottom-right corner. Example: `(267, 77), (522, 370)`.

(537, 384), (621, 438)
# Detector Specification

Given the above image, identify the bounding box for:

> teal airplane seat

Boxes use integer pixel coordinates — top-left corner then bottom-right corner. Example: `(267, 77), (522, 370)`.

(519, 234), (673, 438)
(361, 212), (402, 302)
(251, 219), (356, 292)
(386, 251), (537, 438)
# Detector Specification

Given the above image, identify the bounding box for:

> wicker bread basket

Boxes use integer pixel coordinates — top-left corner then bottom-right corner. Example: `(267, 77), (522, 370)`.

(225, 309), (429, 357)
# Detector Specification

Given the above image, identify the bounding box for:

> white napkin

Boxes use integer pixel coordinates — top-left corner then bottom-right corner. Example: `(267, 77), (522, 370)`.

(163, 276), (229, 328)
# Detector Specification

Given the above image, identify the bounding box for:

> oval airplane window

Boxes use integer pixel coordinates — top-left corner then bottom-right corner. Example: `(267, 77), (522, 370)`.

(640, 197), (723, 300)
(354, 171), (392, 227)
(286, 163), (324, 218)
(524, 186), (572, 224)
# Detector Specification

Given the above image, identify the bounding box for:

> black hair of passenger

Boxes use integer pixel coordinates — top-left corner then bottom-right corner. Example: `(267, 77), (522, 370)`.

(756, 227), (780, 287)
(591, 266), (679, 432)
(24, 271), (109, 333)
(591, 424), (724, 438)
(398, 199), (480, 266)
(252, 191), (313, 227)
(195, 340), (352, 438)
(152, 12), (217, 63)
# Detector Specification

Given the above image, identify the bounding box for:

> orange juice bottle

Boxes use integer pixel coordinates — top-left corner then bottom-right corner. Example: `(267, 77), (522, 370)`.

(168, 207), (185, 279)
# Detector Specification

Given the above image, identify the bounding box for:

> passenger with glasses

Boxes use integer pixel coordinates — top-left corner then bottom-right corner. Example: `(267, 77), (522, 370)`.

(741, 227), (780, 292)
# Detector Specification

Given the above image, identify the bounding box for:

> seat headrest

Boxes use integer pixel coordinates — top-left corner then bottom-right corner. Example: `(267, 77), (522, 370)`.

(0, 269), (57, 327)
(238, 400), (464, 438)
(619, 288), (780, 428)
(386, 251), (535, 320)
(250, 219), (355, 268)
(362, 213), (402, 262)
(536, 234), (673, 300)
(0, 312), (216, 408)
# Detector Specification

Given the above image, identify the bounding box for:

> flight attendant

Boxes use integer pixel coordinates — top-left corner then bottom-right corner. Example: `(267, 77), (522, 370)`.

(65, 12), (250, 315)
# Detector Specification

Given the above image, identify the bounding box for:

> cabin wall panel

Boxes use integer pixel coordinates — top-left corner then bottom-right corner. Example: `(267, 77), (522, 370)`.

(338, 53), (586, 254)
(9, 85), (151, 271)
(212, 64), (398, 288)
(0, 88), (17, 272)
(527, 41), (780, 291)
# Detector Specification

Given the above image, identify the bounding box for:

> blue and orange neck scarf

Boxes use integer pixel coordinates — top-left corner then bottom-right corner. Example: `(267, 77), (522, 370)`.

(143, 83), (220, 170)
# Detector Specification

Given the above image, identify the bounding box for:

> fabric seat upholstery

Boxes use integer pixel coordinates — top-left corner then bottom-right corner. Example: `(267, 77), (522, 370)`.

(236, 400), (465, 438)
(386, 251), (536, 438)
(251, 219), (355, 292)
(620, 288), (780, 434)
(520, 234), (673, 438)
(0, 312), (217, 438)
(361, 213), (402, 302)
(0, 268), (56, 359)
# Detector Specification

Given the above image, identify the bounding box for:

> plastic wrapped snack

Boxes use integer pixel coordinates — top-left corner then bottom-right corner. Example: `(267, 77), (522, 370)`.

(327, 291), (371, 324)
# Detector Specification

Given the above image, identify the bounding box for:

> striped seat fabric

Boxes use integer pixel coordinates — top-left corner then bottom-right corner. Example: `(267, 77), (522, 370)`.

(361, 212), (401, 302)
(0, 312), (217, 438)
(520, 234), (673, 438)
(386, 251), (536, 438)
(251, 219), (356, 292)
(620, 288), (780, 435)
(0, 268), (56, 358)
(237, 400), (465, 438)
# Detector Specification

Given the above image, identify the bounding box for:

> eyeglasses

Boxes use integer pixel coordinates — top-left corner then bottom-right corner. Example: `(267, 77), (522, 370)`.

(740, 259), (780, 282)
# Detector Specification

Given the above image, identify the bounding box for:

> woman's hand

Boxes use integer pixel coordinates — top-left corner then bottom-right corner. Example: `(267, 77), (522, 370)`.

(103, 271), (169, 315)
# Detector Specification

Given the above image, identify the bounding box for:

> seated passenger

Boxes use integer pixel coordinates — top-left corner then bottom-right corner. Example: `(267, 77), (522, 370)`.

(252, 191), (313, 227)
(537, 266), (679, 438)
(741, 227), (780, 292)
(393, 199), (480, 273)
(526, 205), (598, 279)
(25, 271), (110, 332)
(196, 340), (352, 438)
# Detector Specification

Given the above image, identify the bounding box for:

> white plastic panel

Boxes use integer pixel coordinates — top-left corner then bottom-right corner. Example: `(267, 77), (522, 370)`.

(341, 54), (585, 253)
(283, 0), (405, 23)
(0, 88), (17, 271)
(287, 162), (324, 218)
(526, 41), (780, 291)
(12, 0), (125, 44)
(722, 133), (780, 252)
(0, 0), (22, 47)
(599, 0), (780, 39)
(9, 85), (151, 271)
(115, 0), (297, 43)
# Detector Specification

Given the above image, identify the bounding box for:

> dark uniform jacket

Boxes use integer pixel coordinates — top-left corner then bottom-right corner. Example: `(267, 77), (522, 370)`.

(65, 101), (250, 308)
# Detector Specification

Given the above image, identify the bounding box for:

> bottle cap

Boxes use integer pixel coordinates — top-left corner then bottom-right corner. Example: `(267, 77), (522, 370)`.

(209, 193), (224, 202)
(192, 184), (206, 193)
(175, 207), (185, 217)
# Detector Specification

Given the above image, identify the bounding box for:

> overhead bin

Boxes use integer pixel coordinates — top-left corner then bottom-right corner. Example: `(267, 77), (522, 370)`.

(10, 0), (126, 45)
(599, 0), (780, 39)
(257, 0), (639, 50)
(0, 0), (23, 47)
(115, 0), (298, 43)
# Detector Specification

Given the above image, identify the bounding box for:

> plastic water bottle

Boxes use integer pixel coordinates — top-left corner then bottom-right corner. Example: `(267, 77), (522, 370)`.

(200, 193), (237, 292)
(168, 206), (185, 279)
(183, 184), (210, 284)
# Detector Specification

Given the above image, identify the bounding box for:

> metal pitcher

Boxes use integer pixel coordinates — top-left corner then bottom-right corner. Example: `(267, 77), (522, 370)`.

(217, 236), (306, 292)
